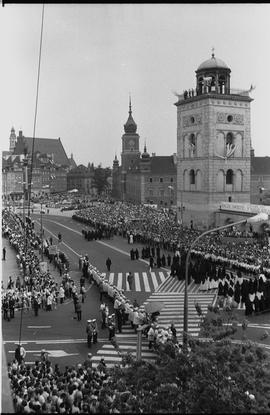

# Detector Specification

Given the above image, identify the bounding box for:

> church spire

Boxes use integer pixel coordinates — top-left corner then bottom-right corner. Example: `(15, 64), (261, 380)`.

(124, 95), (137, 134)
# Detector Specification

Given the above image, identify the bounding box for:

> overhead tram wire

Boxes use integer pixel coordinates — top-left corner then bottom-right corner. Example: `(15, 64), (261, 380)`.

(18, 4), (45, 347)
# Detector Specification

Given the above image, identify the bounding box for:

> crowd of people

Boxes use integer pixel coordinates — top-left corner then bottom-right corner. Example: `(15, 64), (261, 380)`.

(7, 356), (138, 413)
(72, 202), (270, 276)
(1, 209), (79, 322)
(2, 199), (270, 413)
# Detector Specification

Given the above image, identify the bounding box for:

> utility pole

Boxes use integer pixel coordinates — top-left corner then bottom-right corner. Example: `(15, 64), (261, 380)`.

(40, 201), (44, 261)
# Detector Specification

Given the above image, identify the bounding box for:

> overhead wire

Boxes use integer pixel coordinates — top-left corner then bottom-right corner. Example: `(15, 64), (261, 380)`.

(18, 3), (45, 346)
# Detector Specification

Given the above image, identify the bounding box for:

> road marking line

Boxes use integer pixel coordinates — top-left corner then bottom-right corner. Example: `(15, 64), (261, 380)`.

(117, 273), (122, 290)
(109, 273), (114, 284)
(134, 272), (140, 291)
(36, 221), (81, 257)
(27, 326), (51, 329)
(159, 271), (167, 282)
(151, 272), (159, 290)
(125, 273), (130, 291)
(142, 272), (151, 292)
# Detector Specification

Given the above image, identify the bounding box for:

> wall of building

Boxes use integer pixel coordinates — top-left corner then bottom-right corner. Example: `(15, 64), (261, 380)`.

(176, 95), (251, 228)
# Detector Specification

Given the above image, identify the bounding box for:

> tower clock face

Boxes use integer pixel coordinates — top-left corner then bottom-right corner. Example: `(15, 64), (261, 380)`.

(129, 139), (135, 149)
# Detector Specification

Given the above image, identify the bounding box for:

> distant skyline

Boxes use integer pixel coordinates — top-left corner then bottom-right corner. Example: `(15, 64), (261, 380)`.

(1, 4), (270, 167)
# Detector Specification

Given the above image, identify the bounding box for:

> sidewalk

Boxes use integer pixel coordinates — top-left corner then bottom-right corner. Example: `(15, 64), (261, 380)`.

(2, 238), (21, 287)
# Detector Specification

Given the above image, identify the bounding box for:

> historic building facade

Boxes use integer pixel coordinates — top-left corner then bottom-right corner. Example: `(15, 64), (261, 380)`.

(112, 99), (177, 207)
(2, 128), (74, 200)
(175, 52), (253, 228)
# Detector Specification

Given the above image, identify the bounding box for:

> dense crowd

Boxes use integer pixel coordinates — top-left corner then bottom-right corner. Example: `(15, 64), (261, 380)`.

(7, 357), (135, 413)
(73, 202), (270, 276)
(2, 209), (78, 321)
(3, 199), (270, 413)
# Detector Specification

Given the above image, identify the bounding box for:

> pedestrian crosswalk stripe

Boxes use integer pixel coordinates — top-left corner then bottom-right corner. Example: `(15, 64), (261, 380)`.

(97, 272), (219, 294)
(159, 271), (167, 283)
(151, 272), (159, 290)
(134, 272), (140, 291)
(142, 272), (151, 292)
(109, 273), (114, 284)
(89, 289), (216, 368)
(125, 273), (130, 291)
(117, 273), (122, 290)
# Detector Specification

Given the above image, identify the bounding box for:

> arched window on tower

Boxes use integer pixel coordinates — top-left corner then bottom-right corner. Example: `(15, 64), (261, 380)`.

(226, 169), (233, 185)
(189, 134), (196, 157)
(198, 77), (204, 95)
(226, 132), (235, 158)
(218, 75), (226, 94)
(190, 169), (195, 190)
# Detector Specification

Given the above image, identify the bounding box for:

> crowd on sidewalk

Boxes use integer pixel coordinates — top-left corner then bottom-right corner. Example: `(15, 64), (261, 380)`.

(1, 209), (81, 321)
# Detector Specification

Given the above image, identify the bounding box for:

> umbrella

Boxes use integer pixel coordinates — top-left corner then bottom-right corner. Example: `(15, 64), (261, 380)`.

(144, 301), (164, 314)
(68, 188), (78, 193)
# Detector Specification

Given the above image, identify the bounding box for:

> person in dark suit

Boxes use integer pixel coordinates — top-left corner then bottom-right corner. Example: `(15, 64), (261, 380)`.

(106, 257), (112, 271)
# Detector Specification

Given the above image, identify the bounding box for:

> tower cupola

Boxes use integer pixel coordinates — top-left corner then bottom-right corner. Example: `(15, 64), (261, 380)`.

(9, 126), (17, 152)
(113, 154), (119, 169)
(196, 49), (231, 95)
(141, 143), (150, 160)
(124, 97), (137, 134)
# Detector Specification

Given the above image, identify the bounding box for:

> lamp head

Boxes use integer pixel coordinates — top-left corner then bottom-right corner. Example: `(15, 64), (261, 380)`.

(247, 213), (269, 223)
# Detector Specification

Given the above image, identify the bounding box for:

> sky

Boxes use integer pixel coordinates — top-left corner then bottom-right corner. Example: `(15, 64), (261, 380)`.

(1, 3), (270, 168)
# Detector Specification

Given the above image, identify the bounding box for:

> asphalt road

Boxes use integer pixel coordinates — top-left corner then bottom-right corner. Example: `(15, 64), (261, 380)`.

(3, 212), (166, 369)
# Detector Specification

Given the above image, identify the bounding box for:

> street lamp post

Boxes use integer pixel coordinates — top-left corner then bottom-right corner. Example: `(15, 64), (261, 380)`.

(183, 213), (269, 351)
(40, 201), (44, 261)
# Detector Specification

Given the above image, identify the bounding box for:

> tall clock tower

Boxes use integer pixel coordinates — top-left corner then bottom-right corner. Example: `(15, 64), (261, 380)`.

(121, 97), (141, 200)
(175, 52), (253, 229)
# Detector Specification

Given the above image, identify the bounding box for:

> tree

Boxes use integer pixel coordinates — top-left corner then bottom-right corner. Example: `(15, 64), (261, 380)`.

(93, 166), (111, 195)
(105, 309), (270, 413)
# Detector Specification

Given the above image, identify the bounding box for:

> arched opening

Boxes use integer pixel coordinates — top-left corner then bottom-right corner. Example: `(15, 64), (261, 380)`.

(190, 169), (195, 185)
(189, 133), (196, 157)
(226, 132), (234, 145)
(218, 75), (226, 94)
(226, 133), (235, 157)
(226, 169), (233, 185)
(198, 77), (203, 95)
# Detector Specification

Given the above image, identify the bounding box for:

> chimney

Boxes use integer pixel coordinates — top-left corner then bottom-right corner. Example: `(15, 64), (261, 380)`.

(173, 153), (177, 165)
(151, 153), (156, 157)
(250, 148), (255, 158)
(19, 130), (23, 138)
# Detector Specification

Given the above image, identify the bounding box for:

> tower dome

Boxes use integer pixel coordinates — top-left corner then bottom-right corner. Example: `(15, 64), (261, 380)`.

(197, 54), (229, 71)
(124, 97), (137, 134)
(196, 50), (231, 96)
(141, 143), (150, 159)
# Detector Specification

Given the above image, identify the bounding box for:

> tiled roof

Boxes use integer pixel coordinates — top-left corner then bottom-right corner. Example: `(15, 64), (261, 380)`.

(150, 156), (176, 174)
(251, 157), (270, 175)
(13, 136), (70, 167)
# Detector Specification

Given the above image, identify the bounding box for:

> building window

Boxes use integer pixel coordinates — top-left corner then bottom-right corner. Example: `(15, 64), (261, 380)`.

(228, 196), (232, 202)
(226, 169), (233, 185)
(160, 178), (163, 183)
(170, 177), (174, 183)
(149, 178), (152, 183)
(160, 200), (163, 205)
(190, 169), (195, 185)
